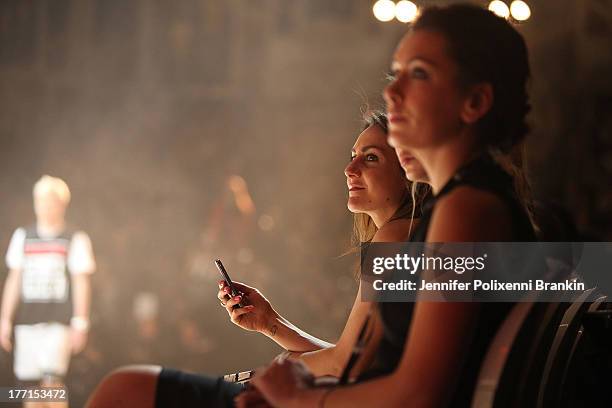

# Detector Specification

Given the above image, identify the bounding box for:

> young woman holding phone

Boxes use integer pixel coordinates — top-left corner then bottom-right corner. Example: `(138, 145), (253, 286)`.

(85, 111), (429, 408)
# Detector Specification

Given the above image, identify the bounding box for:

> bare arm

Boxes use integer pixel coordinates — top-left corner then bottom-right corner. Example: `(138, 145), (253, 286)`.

(305, 301), (481, 408)
(1, 268), (21, 322)
(0, 268), (21, 351)
(71, 273), (91, 324)
(265, 312), (335, 352)
(296, 218), (413, 377)
(69, 273), (92, 354)
(221, 280), (334, 352)
(294, 284), (370, 377)
(68, 231), (95, 337)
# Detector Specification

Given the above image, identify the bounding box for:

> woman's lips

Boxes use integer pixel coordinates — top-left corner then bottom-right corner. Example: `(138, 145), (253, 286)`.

(398, 155), (415, 167)
(348, 182), (366, 194)
(388, 112), (406, 123)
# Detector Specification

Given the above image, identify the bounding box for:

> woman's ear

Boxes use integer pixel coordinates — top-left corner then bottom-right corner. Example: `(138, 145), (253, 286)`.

(460, 83), (493, 125)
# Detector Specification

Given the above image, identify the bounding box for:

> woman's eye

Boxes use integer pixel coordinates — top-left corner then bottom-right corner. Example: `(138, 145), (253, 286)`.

(411, 67), (428, 79)
(365, 154), (378, 162)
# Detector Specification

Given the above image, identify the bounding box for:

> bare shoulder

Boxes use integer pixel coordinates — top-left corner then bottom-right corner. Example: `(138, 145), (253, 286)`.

(428, 186), (513, 242)
(372, 218), (413, 243)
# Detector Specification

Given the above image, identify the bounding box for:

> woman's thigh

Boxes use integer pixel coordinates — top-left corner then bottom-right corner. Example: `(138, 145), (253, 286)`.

(86, 365), (161, 408)
(86, 365), (244, 408)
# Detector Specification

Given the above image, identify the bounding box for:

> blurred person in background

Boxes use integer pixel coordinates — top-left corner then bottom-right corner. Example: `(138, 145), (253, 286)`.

(1, 175), (96, 408)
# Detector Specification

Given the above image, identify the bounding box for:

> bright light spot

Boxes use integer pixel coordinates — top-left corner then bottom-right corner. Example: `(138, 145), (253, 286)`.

(395, 1), (418, 23)
(133, 292), (159, 321)
(510, 0), (531, 21)
(488, 0), (510, 19)
(373, 0), (395, 22)
(258, 214), (275, 231)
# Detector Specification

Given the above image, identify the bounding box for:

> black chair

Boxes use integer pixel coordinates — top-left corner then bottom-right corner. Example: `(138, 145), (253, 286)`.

(472, 289), (595, 407)
(471, 300), (535, 407)
(536, 288), (600, 407)
(549, 297), (612, 407)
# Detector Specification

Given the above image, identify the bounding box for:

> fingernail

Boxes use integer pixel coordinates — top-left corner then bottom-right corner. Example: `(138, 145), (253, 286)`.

(234, 296), (241, 301)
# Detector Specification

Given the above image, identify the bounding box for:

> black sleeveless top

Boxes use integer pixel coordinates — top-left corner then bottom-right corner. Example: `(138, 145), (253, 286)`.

(358, 154), (535, 406)
(15, 225), (75, 325)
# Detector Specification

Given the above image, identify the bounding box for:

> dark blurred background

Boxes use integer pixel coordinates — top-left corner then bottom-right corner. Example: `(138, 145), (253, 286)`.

(0, 0), (610, 406)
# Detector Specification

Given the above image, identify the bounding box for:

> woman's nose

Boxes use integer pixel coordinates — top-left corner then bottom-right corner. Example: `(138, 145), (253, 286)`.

(344, 159), (361, 178)
(384, 79), (402, 107)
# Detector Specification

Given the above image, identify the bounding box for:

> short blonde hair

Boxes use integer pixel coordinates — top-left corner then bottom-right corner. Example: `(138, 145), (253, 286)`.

(33, 175), (71, 204)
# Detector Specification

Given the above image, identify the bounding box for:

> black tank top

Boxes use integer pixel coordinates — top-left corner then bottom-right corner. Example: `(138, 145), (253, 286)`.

(358, 154), (535, 406)
(15, 225), (75, 325)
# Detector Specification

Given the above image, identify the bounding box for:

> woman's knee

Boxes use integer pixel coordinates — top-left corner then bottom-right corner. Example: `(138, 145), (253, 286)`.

(86, 365), (162, 408)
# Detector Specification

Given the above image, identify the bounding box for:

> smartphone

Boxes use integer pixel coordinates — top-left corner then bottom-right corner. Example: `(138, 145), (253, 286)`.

(214, 259), (244, 309)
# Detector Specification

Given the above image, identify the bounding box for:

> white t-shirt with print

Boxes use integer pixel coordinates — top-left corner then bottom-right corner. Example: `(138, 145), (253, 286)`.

(5, 227), (96, 275)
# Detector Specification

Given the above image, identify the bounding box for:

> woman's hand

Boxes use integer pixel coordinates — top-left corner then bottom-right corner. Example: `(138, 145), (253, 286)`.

(246, 358), (325, 408)
(217, 281), (277, 334)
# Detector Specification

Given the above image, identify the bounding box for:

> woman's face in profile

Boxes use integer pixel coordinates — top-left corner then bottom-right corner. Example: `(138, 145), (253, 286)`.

(344, 125), (406, 215)
(384, 29), (466, 153)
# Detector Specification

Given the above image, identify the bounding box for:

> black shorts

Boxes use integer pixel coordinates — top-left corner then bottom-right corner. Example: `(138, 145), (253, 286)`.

(155, 368), (245, 408)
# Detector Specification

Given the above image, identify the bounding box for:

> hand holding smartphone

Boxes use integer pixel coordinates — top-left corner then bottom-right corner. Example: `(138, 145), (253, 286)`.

(215, 259), (244, 309)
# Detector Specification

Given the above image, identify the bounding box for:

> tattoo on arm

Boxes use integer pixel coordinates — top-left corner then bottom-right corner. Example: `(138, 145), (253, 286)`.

(269, 324), (278, 337)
